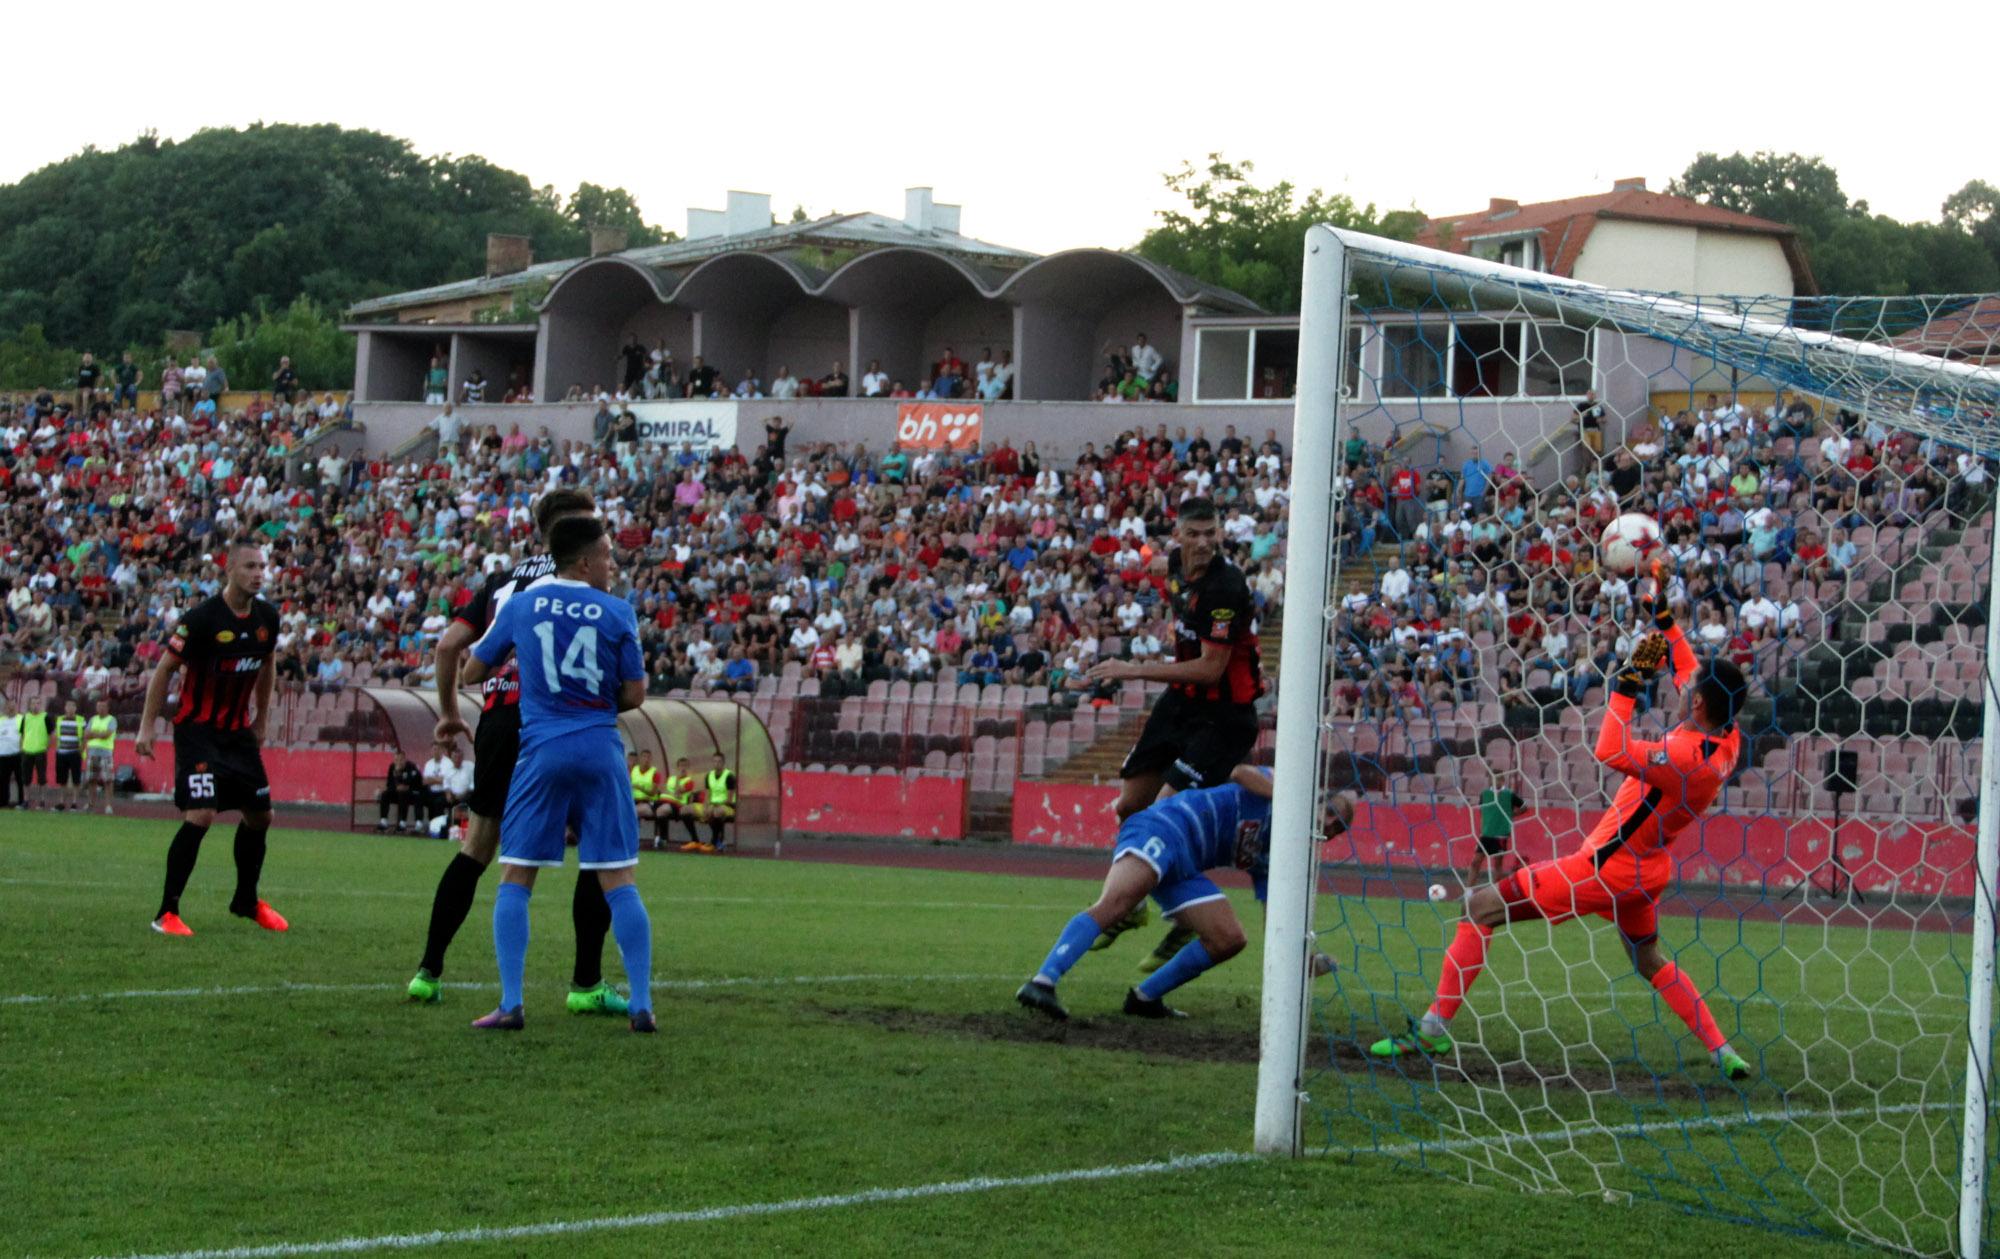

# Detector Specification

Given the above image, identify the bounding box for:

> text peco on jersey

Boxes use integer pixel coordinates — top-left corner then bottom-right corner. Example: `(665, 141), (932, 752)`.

(470, 577), (645, 749)
(452, 554), (556, 713)
(1168, 554), (1265, 706)
(168, 596), (280, 731)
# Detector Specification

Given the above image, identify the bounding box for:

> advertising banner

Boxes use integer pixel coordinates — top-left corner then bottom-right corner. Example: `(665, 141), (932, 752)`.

(631, 401), (739, 452)
(894, 401), (983, 451)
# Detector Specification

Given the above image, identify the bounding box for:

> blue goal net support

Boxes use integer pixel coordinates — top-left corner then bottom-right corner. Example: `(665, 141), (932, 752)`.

(1266, 227), (2000, 1257)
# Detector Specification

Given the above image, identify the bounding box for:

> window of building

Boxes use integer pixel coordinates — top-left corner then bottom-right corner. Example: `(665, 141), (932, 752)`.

(1378, 320), (1590, 400)
(1379, 323), (1449, 398)
(1193, 326), (1303, 402)
(1522, 324), (1592, 397)
(1471, 235), (1545, 272)
(1449, 321), (1519, 398)
(1195, 329), (1252, 401)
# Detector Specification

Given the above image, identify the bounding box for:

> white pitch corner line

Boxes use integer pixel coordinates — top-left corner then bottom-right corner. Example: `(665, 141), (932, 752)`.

(99, 1100), (1957, 1259)
(1, 973), (1015, 1007)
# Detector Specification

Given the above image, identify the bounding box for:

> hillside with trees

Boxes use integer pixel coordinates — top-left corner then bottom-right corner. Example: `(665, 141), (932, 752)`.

(0, 123), (667, 389)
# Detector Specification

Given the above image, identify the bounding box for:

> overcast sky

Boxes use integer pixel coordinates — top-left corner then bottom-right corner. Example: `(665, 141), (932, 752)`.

(6, 0), (1992, 256)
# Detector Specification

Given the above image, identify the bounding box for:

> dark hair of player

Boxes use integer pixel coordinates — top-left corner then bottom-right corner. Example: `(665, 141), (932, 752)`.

(534, 487), (597, 535)
(1697, 659), (1747, 728)
(548, 514), (608, 570)
(1179, 497), (1218, 523)
(227, 537), (264, 558)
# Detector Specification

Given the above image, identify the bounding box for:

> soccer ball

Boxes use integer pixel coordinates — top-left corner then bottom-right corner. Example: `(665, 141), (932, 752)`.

(1598, 512), (1663, 575)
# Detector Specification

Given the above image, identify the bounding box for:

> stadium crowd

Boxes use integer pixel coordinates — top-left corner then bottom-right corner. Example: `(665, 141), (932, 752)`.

(0, 385), (1289, 719)
(539, 332), (1187, 407)
(2, 373), (1989, 765)
(1329, 391), (1994, 721)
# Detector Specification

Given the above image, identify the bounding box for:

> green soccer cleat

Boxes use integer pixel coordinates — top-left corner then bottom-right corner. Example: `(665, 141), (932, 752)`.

(1717, 1049), (1753, 1082)
(1090, 902), (1153, 951)
(1368, 1026), (1454, 1058)
(1137, 924), (1199, 974)
(406, 969), (442, 1004)
(566, 982), (631, 1017)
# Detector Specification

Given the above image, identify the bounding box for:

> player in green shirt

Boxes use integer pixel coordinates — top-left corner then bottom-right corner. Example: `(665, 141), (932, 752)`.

(1468, 769), (1530, 888)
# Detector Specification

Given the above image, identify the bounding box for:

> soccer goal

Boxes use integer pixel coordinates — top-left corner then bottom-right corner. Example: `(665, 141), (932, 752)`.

(1258, 224), (2000, 1257)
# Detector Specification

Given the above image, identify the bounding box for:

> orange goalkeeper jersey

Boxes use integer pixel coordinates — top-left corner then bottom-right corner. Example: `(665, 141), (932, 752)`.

(1581, 624), (1739, 867)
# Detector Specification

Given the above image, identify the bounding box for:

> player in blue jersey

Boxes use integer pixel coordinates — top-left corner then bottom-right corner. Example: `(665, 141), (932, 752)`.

(459, 515), (657, 1034)
(1016, 767), (1355, 1020)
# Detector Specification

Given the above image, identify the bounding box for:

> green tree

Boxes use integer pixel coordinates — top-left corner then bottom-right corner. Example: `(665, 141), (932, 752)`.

(1667, 151), (1854, 244)
(0, 124), (670, 355)
(1135, 154), (1425, 313)
(206, 297), (356, 393)
(563, 183), (669, 245)
(1942, 179), (2000, 276)
(0, 324), (80, 390)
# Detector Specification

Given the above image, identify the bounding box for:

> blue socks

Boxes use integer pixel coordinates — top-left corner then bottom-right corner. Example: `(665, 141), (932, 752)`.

(1034, 912), (1106, 987)
(1137, 939), (1216, 1002)
(605, 884), (653, 1015)
(493, 882), (532, 1012)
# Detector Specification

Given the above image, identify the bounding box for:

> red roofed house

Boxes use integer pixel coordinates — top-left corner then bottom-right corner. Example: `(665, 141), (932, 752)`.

(1416, 178), (1818, 298)
(1885, 296), (2000, 365)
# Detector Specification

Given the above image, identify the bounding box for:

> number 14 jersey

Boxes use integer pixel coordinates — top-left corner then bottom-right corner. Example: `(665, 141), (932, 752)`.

(470, 577), (645, 749)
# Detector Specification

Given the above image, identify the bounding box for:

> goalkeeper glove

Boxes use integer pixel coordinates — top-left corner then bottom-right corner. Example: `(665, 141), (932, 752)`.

(1613, 633), (1668, 697)
(1640, 558), (1675, 632)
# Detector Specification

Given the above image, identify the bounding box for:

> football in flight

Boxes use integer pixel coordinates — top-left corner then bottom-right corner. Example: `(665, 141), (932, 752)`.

(1598, 512), (1664, 575)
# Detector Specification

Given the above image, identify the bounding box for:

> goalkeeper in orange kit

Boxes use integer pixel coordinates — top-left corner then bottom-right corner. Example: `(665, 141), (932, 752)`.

(1370, 592), (1754, 1081)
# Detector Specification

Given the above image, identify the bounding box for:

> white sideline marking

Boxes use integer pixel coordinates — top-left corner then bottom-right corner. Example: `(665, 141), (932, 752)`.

(100, 1152), (1260, 1259)
(99, 1100), (1960, 1259)
(1, 973), (1015, 1007)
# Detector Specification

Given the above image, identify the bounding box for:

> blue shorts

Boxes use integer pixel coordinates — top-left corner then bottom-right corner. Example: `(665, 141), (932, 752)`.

(498, 734), (639, 870)
(1112, 816), (1228, 917)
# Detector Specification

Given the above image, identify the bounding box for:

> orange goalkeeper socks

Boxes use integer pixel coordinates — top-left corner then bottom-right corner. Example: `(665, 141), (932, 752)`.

(1428, 920), (1494, 1023)
(1650, 960), (1727, 1053)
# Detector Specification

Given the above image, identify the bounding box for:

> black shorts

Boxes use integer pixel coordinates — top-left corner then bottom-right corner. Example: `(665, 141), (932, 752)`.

(1476, 832), (1512, 858)
(469, 706), (520, 819)
(173, 724), (271, 814)
(1119, 691), (1261, 793)
(24, 753), (47, 784)
(54, 751), (83, 786)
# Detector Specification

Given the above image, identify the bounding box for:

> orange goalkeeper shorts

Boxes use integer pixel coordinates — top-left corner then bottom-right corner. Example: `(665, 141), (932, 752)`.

(1504, 849), (1668, 945)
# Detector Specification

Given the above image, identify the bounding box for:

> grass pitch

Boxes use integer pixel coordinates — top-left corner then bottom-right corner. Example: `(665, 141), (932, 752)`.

(1, 816), (1959, 1257)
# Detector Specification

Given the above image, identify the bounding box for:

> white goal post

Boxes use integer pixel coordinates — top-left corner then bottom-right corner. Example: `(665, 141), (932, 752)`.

(1256, 223), (2000, 1258)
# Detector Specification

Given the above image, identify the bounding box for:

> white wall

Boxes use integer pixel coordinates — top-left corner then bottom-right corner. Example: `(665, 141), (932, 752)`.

(1692, 230), (1796, 299)
(1572, 220), (1794, 298)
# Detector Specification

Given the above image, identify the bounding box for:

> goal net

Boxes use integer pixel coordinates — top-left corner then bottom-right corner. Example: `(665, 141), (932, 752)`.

(1258, 226), (2000, 1257)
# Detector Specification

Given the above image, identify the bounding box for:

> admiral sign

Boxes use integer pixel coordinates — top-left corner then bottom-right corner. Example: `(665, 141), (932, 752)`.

(630, 401), (739, 453)
(895, 401), (983, 452)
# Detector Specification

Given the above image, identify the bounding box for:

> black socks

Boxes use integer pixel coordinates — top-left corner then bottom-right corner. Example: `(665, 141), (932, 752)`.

(228, 823), (269, 916)
(419, 853), (488, 977)
(572, 869), (610, 990)
(159, 821), (209, 918)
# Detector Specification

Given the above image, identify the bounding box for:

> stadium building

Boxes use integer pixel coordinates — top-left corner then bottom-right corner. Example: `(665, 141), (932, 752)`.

(341, 182), (1814, 468)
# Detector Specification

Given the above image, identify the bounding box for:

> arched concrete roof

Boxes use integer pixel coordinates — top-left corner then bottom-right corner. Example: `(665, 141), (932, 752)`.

(538, 244), (1261, 317)
(998, 248), (1258, 312)
(820, 246), (1010, 308)
(539, 255), (675, 313)
(667, 251), (830, 315)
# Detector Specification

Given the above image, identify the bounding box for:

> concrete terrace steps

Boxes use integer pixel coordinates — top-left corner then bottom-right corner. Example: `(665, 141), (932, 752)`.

(1039, 713), (1145, 785)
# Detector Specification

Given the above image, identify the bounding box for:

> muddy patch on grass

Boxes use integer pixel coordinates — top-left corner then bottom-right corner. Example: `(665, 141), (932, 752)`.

(811, 1003), (1260, 1064)
(813, 1003), (1715, 1101)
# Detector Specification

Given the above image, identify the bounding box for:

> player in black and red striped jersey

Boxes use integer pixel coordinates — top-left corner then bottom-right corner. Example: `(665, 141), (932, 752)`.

(1078, 498), (1269, 969)
(136, 539), (288, 937)
(403, 488), (626, 1014)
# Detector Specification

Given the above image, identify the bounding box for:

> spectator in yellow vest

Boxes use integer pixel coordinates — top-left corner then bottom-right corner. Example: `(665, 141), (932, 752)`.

(85, 697), (119, 815)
